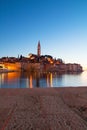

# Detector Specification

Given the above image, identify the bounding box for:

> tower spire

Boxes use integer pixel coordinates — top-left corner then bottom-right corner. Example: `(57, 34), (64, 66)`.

(37, 41), (41, 56)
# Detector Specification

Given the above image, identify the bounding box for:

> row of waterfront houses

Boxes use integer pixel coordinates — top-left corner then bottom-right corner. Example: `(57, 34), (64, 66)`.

(54, 63), (83, 72)
(0, 62), (83, 73)
(42, 63), (83, 73)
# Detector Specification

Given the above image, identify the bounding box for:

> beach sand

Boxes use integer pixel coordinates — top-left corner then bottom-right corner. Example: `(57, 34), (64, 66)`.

(0, 87), (87, 130)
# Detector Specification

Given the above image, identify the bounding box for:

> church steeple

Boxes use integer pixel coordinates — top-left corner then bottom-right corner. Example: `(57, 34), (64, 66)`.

(37, 41), (41, 56)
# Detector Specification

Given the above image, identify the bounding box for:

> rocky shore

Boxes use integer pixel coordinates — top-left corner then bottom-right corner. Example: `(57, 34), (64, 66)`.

(0, 87), (87, 130)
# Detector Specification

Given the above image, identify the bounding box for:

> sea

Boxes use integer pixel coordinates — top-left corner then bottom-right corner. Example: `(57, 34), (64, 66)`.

(0, 71), (87, 88)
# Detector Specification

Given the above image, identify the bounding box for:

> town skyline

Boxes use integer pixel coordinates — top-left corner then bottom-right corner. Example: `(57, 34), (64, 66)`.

(0, 40), (85, 70)
(0, 0), (87, 69)
(0, 41), (83, 73)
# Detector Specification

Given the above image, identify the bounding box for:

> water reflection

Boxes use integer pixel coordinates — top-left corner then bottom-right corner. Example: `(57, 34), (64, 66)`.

(47, 73), (53, 87)
(29, 75), (33, 88)
(0, 74), (4, 86)
(0, 72), (21, 88)
(0, 71), (87, 88)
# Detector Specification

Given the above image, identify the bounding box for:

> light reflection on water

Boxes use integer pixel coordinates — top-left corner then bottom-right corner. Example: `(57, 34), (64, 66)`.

(0, 71), (87, 88)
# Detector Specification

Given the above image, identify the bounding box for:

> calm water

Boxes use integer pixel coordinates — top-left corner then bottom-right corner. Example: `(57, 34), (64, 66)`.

(0, 71), (87, 88)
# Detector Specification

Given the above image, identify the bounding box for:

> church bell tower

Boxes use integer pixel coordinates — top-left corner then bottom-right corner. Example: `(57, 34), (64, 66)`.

(37, 41), (41, 57)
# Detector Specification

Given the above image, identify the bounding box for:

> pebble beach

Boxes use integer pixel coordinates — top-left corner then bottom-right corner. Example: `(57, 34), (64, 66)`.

(0, 87), (87, 130)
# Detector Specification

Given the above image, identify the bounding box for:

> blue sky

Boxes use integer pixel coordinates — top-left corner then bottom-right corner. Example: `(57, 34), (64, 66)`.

(0, 0), (87, 68)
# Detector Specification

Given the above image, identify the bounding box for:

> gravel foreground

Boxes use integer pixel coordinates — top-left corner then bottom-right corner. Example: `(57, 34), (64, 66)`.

(0, 87), (87, 130)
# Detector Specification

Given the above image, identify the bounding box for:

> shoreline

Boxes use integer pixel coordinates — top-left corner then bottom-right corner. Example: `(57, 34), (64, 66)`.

(0, 87), (87, 130)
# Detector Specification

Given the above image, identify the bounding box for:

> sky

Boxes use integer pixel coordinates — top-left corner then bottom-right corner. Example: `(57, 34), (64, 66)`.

(0, 0), (87, 68)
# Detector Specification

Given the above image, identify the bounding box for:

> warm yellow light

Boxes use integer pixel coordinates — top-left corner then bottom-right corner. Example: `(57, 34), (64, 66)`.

(30, 75), (33, 88)
(50, 61), (53, 64)
(50, 73), (53, 87)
